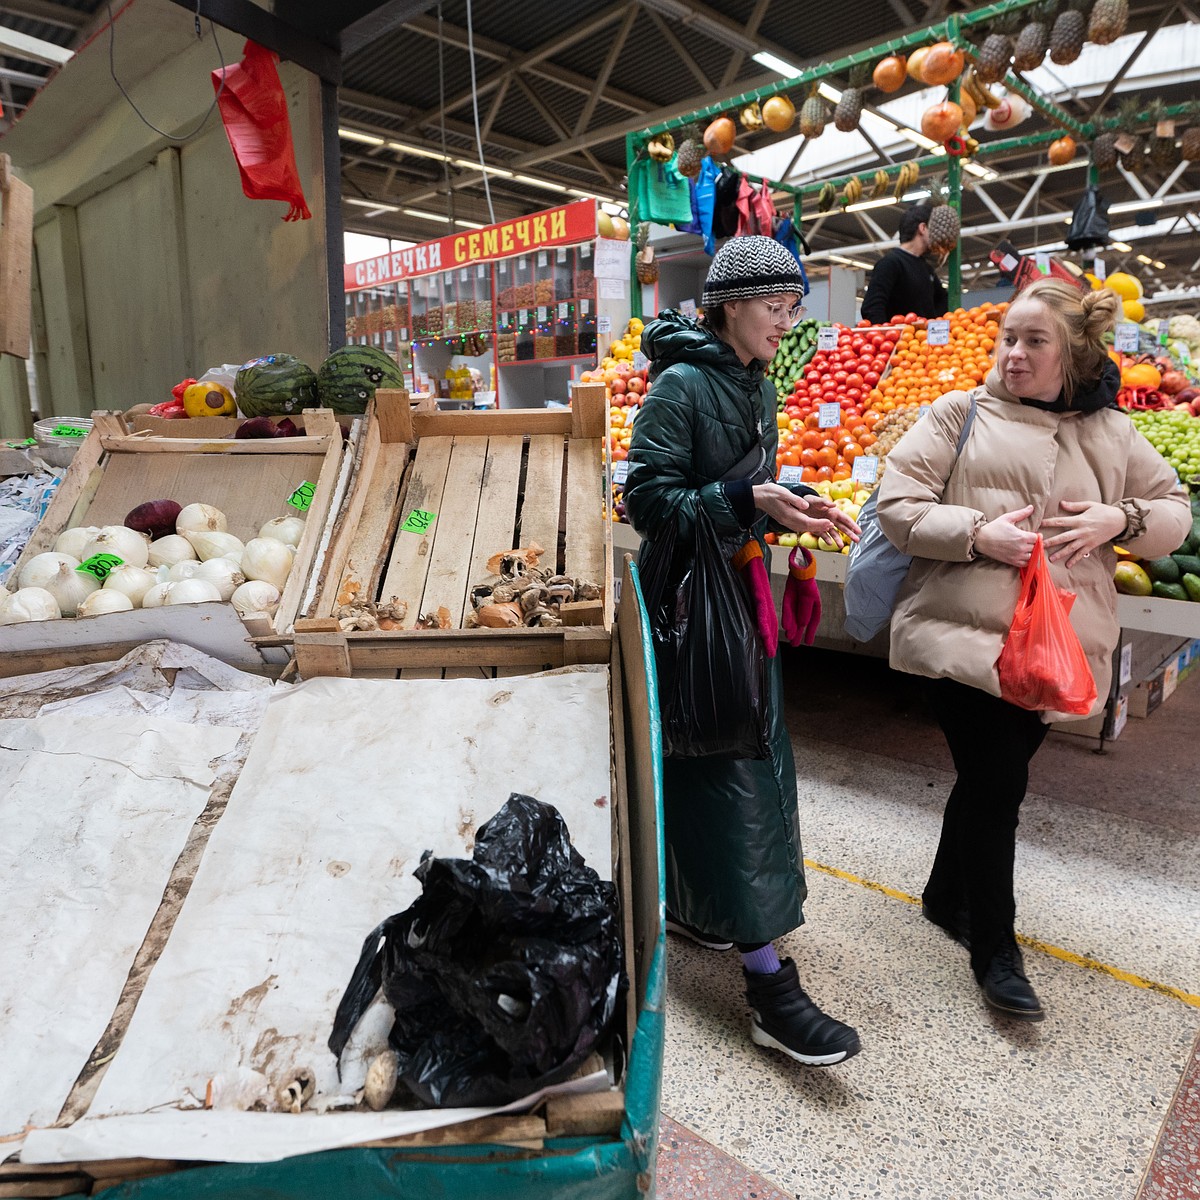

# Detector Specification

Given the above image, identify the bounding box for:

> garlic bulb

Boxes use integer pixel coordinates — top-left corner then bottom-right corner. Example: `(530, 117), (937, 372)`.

(164, 579), (222, 605)
(77, 589), (135, 617)
(0, 587), (61, 624)
(166, 559), (203, 582)
(176, 503), (227, 535)
(258, 516), (305, 548)
(147, 534), (198, 569)
(54, 526), (101, 561)
(231, 579), (280, 618)
(19, 551), (79, 591)
(81, 526), (150, 570)
(240, 538), (293, 589)
(39, 559), (101, 616)
(102, 564), (158, 607)
(183, 530), (244, 563)
(192, 557), (245, 601)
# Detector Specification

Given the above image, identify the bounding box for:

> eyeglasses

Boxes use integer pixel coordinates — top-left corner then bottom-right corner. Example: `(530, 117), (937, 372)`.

(753, 297), (807, 327)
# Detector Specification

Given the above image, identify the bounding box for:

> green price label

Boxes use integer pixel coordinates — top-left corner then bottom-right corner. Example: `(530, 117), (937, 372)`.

(400, 508), (437, 534)
(6, 438), (35, 448)
(51, 425), (89, 439)
(287, 481), (316, 511)
(76, 553), (124, 581)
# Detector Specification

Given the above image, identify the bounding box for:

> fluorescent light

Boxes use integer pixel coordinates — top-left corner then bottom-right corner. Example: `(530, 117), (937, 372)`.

(1136, 253), (1153, 264)
(339, 129), (385, 147)
(901, 189), (931, 201)
(818, 82), (843, 103)
(600, 201), (627, 216)
(1110, 241), (1133, 252)
(403, 208), (450, 222)
(451, 158), (514, 177)
(963, 162), (999, 180)
(388, 141), (451, 162)
(898, 127), (940, 151)
(828, 253), (873, 269)
(752, 50), (804, 78)
(345, 196), (400, 212)
(513, 174), (568, 192)
(1154, 260), (1167, 270)
(456, 219), (486, 229)
(1109, 199), (1164, 214)
(846, 196), (897, 212)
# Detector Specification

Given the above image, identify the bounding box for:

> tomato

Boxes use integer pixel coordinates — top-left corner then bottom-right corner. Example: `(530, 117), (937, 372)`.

(833, 370), (848, 384)
(846, 372), (864, 389)
(863, 371), (880, 387)
(845, 387), (862, 402)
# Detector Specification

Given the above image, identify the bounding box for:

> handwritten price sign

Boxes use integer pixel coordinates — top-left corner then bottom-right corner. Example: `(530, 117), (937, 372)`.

(287, 481), (316, 511)
(76, 553), (124, 581)
(400, 508), (437, 534)
(51, 425), (89, 439)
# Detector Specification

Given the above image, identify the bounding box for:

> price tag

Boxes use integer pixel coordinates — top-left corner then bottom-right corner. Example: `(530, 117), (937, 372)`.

(1180, 345), (1192, 364)
(1158, 319), (1170, 346)
(538, 251), (548, 268)
(499, 312), (510, 328)
(286, 481), (316, 511)
(400, 508), (437, 534)
(76, 553), (124, 581)
(460, 268), (469, 282)
(400, 327), (409, 341)
(598, 315), (612, 334)
(623, 406), (639, 428)
(632, 351), (648, 371)
(499, 260), (508, 274)
(612, 461), (629, 486)
(818, 402), (841, 428)
(679, 298), (697, 318)
(1120, 642), (1133, 687)
(927, 319), (950, 346)
(537, 306), (548, 322)
(51, 424), (89, 439)
(817, 327), (838, 351)
(777, 465), (803, 488)
(1093, 257), (1106, 280)
(581, 299), (591, 314)
(6, 438), (35, 447)
(1035, 251), (1051, 275)
(519, 309), (528, 324)
(558, 303), (568, 319)
(477, 264), (486, 278)
(851, 455), (879, 485)
(1115, 322), (1140, 353)
(580, 243), (592, 258)
(556, 247), (567, 263)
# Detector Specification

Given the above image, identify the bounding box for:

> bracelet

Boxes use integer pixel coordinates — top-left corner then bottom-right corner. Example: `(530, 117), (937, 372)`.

(788, 546), (817, 581)
(731, 540), (764, 572)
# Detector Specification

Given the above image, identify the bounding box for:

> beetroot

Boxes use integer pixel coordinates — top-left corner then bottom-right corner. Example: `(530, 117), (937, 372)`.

(125, 499), (183, 541)
(235, 416), (280, 439)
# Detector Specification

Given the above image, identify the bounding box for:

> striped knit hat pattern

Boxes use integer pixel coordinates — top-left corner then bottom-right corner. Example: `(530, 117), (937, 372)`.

(702, 235), (805, 307)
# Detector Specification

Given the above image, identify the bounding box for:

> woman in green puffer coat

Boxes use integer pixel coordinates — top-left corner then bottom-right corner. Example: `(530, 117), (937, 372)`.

(624, 236), (862, 1067)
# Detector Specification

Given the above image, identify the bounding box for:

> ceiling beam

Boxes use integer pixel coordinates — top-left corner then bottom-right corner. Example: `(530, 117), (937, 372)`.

(0, 0), (83, 29)
(718, 0), (770, 88)
(0, 24), (71, 66)
(642, 7), (712, 90)
(574, 3), (638, 136)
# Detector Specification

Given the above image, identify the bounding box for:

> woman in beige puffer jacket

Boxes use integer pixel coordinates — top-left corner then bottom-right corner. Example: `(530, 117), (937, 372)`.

(876, 279), (1190, 1023)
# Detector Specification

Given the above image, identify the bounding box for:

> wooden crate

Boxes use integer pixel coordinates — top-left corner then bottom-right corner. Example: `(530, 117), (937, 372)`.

(0, 410), (347, 677)
(293, 385), (612, 678)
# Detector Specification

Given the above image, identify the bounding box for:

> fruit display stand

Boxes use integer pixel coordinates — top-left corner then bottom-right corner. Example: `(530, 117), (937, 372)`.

(0, 410), (348, 679)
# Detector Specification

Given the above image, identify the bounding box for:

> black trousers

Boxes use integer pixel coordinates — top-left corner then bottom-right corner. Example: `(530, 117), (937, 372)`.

(924, 677), (1050, 979)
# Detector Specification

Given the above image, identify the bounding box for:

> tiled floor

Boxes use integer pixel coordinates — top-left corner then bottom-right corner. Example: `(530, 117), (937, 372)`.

(657, 649), (1200, 1200)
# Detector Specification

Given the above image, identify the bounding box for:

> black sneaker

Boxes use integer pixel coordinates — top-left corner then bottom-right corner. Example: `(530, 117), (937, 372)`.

(921, 900), (971, 950)
(665, 914), (732, 951)
(980, 941), (1044, 1022)
(744, 957), (861, 1066)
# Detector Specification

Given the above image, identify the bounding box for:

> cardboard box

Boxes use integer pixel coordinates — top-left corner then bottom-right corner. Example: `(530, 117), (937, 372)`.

(1128, 668), (1165, 719)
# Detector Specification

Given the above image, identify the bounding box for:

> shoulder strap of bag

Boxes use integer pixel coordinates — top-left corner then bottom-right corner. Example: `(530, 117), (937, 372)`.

(954, 393), (978, 456)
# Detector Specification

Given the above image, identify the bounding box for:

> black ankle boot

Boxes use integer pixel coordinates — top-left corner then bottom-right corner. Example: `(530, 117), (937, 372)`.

(744, 958), (861, 1066)
(979, 941), (1044, 1021)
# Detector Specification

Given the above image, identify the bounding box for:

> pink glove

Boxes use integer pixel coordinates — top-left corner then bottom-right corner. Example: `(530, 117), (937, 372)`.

(782, 547), (821, 646)
(733, 542), (778, 658)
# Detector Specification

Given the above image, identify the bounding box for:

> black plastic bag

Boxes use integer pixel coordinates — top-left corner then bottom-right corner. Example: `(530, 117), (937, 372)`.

(638, 506), (770, 760)
(329, 794), (624, 1108)
(712, 165), (742, 238)
(1066, 186), (1110, 251)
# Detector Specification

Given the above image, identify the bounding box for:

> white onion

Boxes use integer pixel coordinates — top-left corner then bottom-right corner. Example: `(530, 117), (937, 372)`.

(240, 537), (293, 589)
(54, 526), (100, 560)
(192, 557), (245, 601)
(164, 579), (222, 605)
(166, 559), (203, 582)
(0, 587), (61, 624)
(77, 589), (134, 617)
(39, 559), (101, 616)
(19, 551), (79, 590)
(81, 526), (150, 570)
(258, 516), (305, 548)
(141, 582), (172, 608)
(231, 579), (280, 618)
(184, 530), (244, 563)
(176, 503), (227, 535)
(102, 564), (158, 607)
(147, 534), (198, 569)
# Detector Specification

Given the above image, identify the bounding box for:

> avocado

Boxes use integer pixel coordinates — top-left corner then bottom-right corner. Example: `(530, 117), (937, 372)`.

(1145, 556), (1183, 584)
(1183, 573), (1200, 603)
(1152, 581), (1189, 602)
(1171, 553), (1200, 578)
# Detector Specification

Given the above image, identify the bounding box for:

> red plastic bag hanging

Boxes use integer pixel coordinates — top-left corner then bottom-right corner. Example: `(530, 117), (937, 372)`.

(211, 40), (311, 221)
(995, 535), (1097, 715)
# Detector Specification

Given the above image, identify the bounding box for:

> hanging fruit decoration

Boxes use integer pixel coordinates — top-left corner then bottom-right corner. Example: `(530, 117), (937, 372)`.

(872, 55), (907, 93)
(919, 41), (965, 86)
(958, 88), (978, 126)
(907, 46), (932, 83)
(703, 115), (736, 157)
(799, 86), (828, 139)
(921, 100), (965, 145)
(675, 127), (704, 177)
(740, 101), (764, 132)
(646, 132), (675, 163)
(1048, 134), (1077, 165)
(761, 94), (796, 133)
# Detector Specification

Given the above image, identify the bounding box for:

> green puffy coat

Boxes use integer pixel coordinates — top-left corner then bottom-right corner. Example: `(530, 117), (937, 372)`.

(625, 311), (806, 945)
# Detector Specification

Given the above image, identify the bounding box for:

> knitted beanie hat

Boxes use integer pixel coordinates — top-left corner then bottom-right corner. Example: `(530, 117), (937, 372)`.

(702, 235), (805, 307)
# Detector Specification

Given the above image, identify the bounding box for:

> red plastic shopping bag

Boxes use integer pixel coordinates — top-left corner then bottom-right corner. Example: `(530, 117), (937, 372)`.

(996, 536), (1097, 714)
(212, 40), (311, 221)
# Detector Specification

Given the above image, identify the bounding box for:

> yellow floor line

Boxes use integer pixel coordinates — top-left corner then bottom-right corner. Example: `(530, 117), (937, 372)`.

(804, 857), (1200, 1010)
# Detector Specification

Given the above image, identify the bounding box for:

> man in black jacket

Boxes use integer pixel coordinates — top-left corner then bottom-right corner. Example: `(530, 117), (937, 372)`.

(860, 202), (948, 324)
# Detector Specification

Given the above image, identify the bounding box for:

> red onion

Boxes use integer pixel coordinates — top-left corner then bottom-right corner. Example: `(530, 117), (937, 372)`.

(124, 500), (182, 542)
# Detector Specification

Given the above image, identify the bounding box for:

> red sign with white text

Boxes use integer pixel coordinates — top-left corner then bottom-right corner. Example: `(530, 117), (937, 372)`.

(344, 199), (597, 292)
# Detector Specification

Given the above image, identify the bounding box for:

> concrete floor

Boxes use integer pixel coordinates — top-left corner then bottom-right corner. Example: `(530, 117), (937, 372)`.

(656, 649), (1200, 1200)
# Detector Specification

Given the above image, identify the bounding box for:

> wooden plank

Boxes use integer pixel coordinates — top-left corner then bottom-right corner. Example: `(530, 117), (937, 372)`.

(291, 618), (353, 679)
(0, 1179), (91, 1198)
(0, 639), (145, 680)
(564, 436), (605, 585)
(0, 171), (34, 358)
(570, 381), (607, 440)
(378, 435), (453, 626)
(466, 436), (524, 587)
(342, 632), (567, 672)
(373, 388), (413, 444)
(543, 1090), (626, 1138)
(520, 434), (564, 561)
(331, 443), (409, 611)
(559, 600), (604, 626)
(413, 409), (571, 439)
(562, 627), (611, 666)
(398, 666), (443, 679)
(352, 1113), (547, 1149)
(97, 434), (334, 454)
(417, 435), (488, 628)
(442, 666), (492, 679)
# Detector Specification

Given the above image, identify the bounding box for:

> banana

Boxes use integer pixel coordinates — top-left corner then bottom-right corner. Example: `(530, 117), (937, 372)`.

(872, 168), (890, 199)
(894, 161), (919, 199)
(966, 66), (1001, 109)
(818, 181), (836, 212)
(843, 176), (863, 205)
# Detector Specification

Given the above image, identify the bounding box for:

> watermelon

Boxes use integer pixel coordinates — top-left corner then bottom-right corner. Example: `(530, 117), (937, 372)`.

(235, 354), (319, 418)
(316, 345), (406, 414)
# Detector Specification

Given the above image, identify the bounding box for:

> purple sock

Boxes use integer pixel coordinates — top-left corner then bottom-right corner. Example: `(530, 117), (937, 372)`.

(741, 943), (782, 975)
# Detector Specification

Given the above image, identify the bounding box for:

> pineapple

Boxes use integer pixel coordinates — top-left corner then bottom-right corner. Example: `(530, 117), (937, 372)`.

(1049, 0), (1086, 65)
(1091, 130), (1119, 172)
(833, 64), (871, 132)
(1088, 0), (1128, 44)
(1147, 101), (1180, 171)
(799, 85), (828, 139)
(1182, 125), (1200, 163)
(1012, 3), (1052, 72)
(675, 127), (704, 179)
(927, 202), (960, 254)
(976, 13), (1017, 84)
(635, 224), (658, 284)
(1116, 96), (1145, 173)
